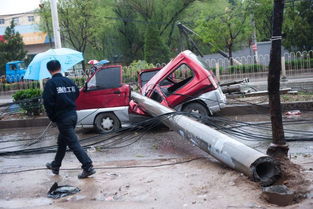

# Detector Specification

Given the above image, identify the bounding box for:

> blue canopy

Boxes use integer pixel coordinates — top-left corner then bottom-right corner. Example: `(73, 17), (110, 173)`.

(24, 48), (83, 80)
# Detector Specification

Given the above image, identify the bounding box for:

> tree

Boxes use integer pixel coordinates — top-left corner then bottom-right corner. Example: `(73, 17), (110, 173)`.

(283, 0), (313, 51)
(38, 3), (53, 48)
(144, 24), (170, 63)
(57, 0), (99, 70)
(125, 0), (172, 63)
(110, 0), (196, 63)
(0, 21), (27, 74)
(112, 0), (145, 63)
(195, 0), (252, 65)
(37, 0), (201, 64)
(267, 0), (288, 157)
(252, 0), (273, 42)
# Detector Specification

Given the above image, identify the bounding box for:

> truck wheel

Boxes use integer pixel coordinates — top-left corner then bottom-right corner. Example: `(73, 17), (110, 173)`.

(94, 112), (121, 133)
(182, 102), (210, 118)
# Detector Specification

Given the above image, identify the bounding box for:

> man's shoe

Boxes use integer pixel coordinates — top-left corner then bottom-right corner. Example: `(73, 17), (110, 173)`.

(46, 162), (59, 175)
(78, 167), (96, 179)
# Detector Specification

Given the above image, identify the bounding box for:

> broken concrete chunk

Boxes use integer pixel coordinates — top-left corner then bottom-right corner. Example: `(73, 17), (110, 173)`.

(261, 185), (294, 206)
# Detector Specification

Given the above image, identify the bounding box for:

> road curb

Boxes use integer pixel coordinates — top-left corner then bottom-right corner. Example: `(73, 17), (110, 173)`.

(0, 117), (50, 129)
(217, 101), (313, 116)
(0, 101), (312, 129)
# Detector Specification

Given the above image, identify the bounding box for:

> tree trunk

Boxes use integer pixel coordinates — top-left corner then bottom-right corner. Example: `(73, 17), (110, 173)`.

(81, 60), (86, 72)
(267, 0), (288, 157)
(228, 45), (233, 66)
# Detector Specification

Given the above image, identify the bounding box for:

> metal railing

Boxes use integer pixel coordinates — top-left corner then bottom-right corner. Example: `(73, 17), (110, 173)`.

(204, 50), (313, 82)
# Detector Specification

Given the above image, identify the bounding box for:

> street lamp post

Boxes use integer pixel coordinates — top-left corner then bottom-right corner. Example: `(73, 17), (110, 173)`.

(50, 0), (62, 49)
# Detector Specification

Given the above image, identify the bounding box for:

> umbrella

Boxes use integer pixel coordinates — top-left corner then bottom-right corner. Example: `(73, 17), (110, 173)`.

(88, 60), (99, 65)
(96, 59), (110, 65)
(24, 48), (83, 80)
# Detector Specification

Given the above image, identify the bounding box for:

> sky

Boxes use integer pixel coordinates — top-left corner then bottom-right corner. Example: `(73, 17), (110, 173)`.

(0, 0), (41, 15)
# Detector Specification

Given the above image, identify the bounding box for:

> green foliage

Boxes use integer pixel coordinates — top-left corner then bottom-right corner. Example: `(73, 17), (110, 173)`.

(12, 89), (43, 116)
(283, 0), (313, 51)
(144, 25), (170, 64)
(72, 77), (87, 88)
(227, 64), (266, 73)
(0, 21), (27, 75)
(123, 60), (155, 83)
(38, 0), (198, 64)
(252, 0), (273, 41)
(38, 0), (99, 70)
(285, 58), (313, 69)
(194, 0), (252, 63)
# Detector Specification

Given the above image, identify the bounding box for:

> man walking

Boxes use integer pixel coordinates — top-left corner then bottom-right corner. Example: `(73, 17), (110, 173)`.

(43, 60), (95, 179)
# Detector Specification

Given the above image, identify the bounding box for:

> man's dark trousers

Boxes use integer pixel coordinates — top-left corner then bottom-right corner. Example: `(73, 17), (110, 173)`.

(51, 113), (92, 170)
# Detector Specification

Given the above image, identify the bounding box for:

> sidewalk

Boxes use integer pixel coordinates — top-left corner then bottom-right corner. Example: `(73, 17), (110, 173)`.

(0, 93), (13, 105)
(245, 76), (313, 92)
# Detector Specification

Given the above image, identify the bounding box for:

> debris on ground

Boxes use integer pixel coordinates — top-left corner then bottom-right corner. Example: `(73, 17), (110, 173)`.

(285, 110), (302, 119)
(47, 182), (80, 199)
(266, 156), (311, 205)
(262, 185), (295, 206)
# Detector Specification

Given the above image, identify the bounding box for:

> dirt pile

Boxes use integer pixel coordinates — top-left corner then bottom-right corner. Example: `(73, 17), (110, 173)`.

(263, 156), (312, 206)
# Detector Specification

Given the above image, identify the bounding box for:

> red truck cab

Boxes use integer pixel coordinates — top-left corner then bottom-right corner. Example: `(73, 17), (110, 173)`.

(76, 65), (131, 133)
(135, 50), (226, 116)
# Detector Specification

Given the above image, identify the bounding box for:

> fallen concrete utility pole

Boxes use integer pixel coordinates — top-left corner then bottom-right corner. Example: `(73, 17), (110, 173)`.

(131, 92), (280, 186)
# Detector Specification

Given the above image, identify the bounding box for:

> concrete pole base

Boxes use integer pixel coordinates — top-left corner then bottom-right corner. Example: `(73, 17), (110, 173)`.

(266, 143), (289, 158)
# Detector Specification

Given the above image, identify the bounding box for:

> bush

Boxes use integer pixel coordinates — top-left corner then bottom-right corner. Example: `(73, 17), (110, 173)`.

(285, 58), (313, 69)
(123, 60), (155, 83)
(73, 77), (87, 88)
(227, 64), (266, 73)
(209, 66), (225, 75)
(12, 88), (43, 116)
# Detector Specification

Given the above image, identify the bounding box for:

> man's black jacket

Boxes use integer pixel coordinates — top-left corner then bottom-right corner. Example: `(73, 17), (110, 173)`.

(43, 73), (79, 122)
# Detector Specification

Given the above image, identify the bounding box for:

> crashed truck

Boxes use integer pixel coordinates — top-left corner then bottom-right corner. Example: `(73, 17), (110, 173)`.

(76, 50), (226, 133)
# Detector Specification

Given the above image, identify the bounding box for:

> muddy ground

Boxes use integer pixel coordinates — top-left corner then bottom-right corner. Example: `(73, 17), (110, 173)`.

(0, 114), (313, 209)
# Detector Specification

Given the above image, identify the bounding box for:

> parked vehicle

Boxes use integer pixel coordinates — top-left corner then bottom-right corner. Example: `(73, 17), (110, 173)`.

(2, 61), (26, 83)
(76, 65), (131, 133)
(76, 50), (226, 133)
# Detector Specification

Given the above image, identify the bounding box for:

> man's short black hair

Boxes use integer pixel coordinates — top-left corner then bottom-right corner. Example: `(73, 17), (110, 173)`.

(47, 60), (61, 72)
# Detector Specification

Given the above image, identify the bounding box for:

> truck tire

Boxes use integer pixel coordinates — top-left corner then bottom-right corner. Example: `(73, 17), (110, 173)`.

(94, 112), (121, 133)
(182, 102), (210, 118)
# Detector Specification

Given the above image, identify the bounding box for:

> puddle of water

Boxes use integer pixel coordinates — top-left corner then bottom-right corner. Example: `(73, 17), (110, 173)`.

(0, 197), (52, 209)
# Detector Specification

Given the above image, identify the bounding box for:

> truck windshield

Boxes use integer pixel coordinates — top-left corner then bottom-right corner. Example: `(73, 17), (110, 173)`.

(140, 70), (159, 87)
(9, 62), (26, 70)
(17, 62), (26, 69)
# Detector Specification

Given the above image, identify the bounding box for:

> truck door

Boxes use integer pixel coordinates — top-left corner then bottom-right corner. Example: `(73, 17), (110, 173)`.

(6, 64), (17, 82)
(76, 65), (130, 110)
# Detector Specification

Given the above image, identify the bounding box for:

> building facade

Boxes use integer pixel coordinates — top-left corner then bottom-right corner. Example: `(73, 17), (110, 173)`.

(0, 11), (53, 55)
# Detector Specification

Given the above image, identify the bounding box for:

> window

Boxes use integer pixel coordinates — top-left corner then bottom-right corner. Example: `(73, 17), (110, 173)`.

(10, 64), (17, 70)
(12, 17), (19, 24)
(0, 19), (4, 24)
(140, 70), (159, 87)
(172, 64), (193, 81)
(28, 16), (34, 22)
(160, 64), (194, 96)
(86, 67), (121, 91)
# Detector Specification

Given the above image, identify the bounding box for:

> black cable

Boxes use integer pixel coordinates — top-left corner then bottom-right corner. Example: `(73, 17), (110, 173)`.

(0, 157), (203, 175)
(1, 92), (313, 156)
(0, 112), (175, 156)
(1, 109), (313, 156)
